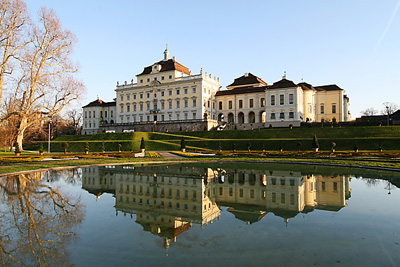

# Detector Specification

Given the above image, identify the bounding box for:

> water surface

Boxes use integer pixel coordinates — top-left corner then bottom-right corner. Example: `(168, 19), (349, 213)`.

(1, 163), (399, 266)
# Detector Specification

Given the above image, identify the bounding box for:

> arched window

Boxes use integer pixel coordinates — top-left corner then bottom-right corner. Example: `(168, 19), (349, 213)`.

(238, 112), (244, 124)
(228, 113), (234, 123)
(249, 112), (255, 123)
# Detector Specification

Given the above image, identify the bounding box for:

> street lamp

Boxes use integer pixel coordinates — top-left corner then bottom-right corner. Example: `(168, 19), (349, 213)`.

(48, 118), (51, 153)
(386, 106), (390, 126)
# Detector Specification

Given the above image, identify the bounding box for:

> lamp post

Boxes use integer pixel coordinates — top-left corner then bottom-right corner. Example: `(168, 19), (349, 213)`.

(48, 118), (51, 153)
(386, 106), (390, 126)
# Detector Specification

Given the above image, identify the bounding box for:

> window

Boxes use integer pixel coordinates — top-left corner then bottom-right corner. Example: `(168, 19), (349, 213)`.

(271, 95), (275, 105)
(333, 182), (338, 192)
(176, 99), (180, 108)
(280, 94), (284, 105)
(322, 181), (326, 191)
(120, 95), (123, 101)
(250, 190), (254, 199)
(168, 90), (172, 96)
(168, 100), (172, 109)
(332, 104), (336, 114)
(272, 192), (276, 202)
(169, 75), (172, 79)
(147, 93), (150, 98)
(184, 113), (188, 120)
(192, 87), (196, 93)
(280, 112), (285, 119)
(140, 79), (143, 83)
(120, 105), (124, 113)
(290, 194), (295, 205)
(105, 111), (107, 118)
(229, 101), (233, 109)
(192, 98), (196, 107)
(204, 87), (207, 93)
(290, 179), (295, 186)
(127, 105), (130, 112)
(147, 78), (150, 82)
(229, 188), (233, 196)
(133, 103), (136, 111)
(127, 94), (130, 101)
(176, 89), (180, 95)
(146, 102), (150, 110)
(219, 101), (223, 110)
(84, 111), (87, 118)
(289, 112), (294, 118)
(320, 104), (325, 114)
(271, 113), (276, 120)
(249, 99), (254, 108)
(177, 114), (180, 120)
(140, 93), (143, 99)
(239, 100), (243, 108)
(184, 88), (188, 94)
(280, 179), (286, 186)
(161, 102), (165, 109)
(261, 98), (265, 107)
(133, 94), (136, 100)
(111, 110), (113, 117)
(161, 76), (164, 80)
(281, 193), (286, 204)
(139, 103), (143, 111)
(193, 112), (196, 119)
(184, 99), (188, 107)
(161, 91), (164, 97)
(289, 94), (294, 104)
(271, 178), (276, 185)
(154, 77), (157, 81)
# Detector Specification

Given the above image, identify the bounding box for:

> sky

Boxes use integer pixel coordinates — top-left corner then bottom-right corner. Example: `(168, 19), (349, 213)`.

(24, 0), (400, 118)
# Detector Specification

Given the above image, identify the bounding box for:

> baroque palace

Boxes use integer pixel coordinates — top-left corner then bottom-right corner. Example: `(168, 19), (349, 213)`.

(82, 48), (350, 134)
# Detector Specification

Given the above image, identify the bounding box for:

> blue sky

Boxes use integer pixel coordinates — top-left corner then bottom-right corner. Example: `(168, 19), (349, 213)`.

(25, 0), (400, 118)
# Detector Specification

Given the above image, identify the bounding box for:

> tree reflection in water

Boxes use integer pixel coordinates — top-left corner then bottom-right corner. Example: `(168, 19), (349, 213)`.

(0, 171), (84, 266)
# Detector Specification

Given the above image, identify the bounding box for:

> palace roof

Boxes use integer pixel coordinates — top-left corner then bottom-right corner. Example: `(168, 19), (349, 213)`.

(268, 78), (297, 89)
(227, 73), (267, 88)
(137, 59), (190, 76)
(314, 84), (343, 91)
(216, 86), (267, 96)
(83, 99), (116, 108)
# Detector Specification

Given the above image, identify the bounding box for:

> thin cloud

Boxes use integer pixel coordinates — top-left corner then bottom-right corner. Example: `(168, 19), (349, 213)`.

(373, 0), (400, 57)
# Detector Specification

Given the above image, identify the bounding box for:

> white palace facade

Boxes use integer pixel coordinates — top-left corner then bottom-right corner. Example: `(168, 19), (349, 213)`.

(82, 48), (350, 134)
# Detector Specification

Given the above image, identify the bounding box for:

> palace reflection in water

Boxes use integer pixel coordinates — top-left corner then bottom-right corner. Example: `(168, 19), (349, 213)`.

(82, 164), (351, 248)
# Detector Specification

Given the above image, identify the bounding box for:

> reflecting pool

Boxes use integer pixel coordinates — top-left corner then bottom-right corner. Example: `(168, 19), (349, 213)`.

(1, 163), (399, 266)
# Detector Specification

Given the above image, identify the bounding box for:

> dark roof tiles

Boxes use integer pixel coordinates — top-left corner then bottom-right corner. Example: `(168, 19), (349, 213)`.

(137, 59), (190, 76)
(227, 73), (267, 88)
(314, 84), (343, 91)
(83, 99), (116, 108)
(216, 86), (267, 96)
(268, 78), (297, 89)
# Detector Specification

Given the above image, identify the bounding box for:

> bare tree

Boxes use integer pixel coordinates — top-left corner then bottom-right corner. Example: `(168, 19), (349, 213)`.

(66, 109), (82, 135)
(0, 0), (29, 107)
(8, 7), (85, 150)
(381, 102), (398, 115)
(361, 107), (378, 116)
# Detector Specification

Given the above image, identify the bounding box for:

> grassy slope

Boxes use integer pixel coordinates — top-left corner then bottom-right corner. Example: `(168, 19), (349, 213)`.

(25, 126), (400, 152)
